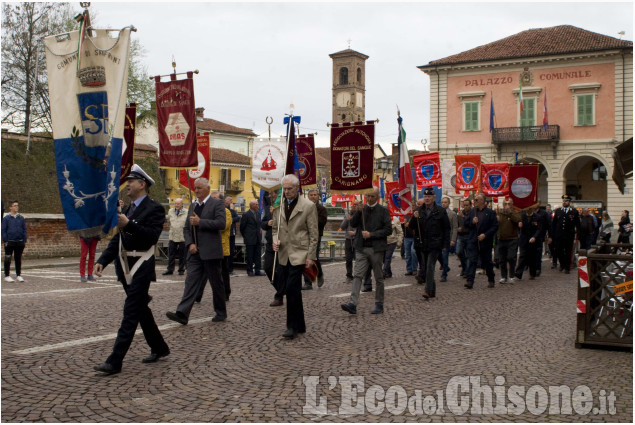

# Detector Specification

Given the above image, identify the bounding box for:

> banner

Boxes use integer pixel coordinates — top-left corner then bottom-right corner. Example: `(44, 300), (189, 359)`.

(509, 164), (539, 210)
(385, 180), (412, 216)
(121, 103), (136, 181)
(179, 132), (210, 190)
(155, 74), (197, 168)
(296, 134), (317, 187)
(329, 121), (375, 194)
(441, 158), (456, 196)
(332, 194), (356, 206)
(481, 162), (510, 202)
(413, 152), (442, 189)
(44, 27), (132, 237)
(252, 136), (287, 189)
(455, 154), (481, 196)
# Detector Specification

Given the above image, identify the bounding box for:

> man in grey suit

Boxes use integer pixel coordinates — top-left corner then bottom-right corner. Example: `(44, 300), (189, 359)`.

(341, 188), (392, 315)
(166, 177), (227, 324)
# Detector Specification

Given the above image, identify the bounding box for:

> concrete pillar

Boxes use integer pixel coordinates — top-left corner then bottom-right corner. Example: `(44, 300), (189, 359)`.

(547, 177), (565, 207)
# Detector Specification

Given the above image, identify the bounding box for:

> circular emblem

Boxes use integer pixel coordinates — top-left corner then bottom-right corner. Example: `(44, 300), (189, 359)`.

(511, 177), (532, 198)
(188, 151), (205, 179)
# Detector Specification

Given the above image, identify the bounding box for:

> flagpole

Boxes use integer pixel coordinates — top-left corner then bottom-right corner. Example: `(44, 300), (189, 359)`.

(272, 111), (294, 282)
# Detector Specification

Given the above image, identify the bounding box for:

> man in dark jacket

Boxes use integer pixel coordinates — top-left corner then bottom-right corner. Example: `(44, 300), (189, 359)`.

(93, 165), (170, 375)
(225, 196), (240, 276)
(341, 188), (392, 315)
(515, 206), (545, 280)
(240, 200), (264, 276)
(549, 195), (580, 274)
(463, 194), (498, 289)
(2, 200), (27, 282)
(303, 188), (328, 290)
(408, 187), (450, 298)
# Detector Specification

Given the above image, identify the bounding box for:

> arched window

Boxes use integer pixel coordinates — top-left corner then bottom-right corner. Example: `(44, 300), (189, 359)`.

(357, 67), (362, 83)
(339, 67), (348, 85)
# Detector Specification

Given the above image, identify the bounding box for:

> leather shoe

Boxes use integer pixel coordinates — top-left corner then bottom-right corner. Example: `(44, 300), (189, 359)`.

(166, 311), (188, 325)
(178, 270), (185, 276)
(464, 283), (473, 289)
(142, 350), (170, 363)
(195, 296), (202, 303)
(162, 271), (173, 275)
(247, 272), (255, 277)
(487, 282), (495, 288)
(341, 303), (357, 314)
(371, 303), (383, 314)
(211, 316), (226, 322)
(270, 299), (283, 307)
(317, 275), (325, 288)
(93, 362), (121, 375)
(404, 272), (414, 276)
(282, 328), (297, 339)
(302, 284), (313, 290)
(422, 291), (435, 299)
(361, 287), (372, 292)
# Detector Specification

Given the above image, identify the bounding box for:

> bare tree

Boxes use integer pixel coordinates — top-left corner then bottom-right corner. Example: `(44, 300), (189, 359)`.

(1, 2), (76, 135)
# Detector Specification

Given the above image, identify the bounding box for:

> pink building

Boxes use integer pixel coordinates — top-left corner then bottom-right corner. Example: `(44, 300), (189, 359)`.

(419, 25), (632, 219)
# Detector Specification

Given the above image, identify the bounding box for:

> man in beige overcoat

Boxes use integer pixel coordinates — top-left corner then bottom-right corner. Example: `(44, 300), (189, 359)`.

(272, 174), (319, 339)
(163, 198), (188, 275)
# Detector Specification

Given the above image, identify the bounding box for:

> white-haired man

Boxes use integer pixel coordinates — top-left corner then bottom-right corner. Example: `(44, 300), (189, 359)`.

(272, 174), (319, 339)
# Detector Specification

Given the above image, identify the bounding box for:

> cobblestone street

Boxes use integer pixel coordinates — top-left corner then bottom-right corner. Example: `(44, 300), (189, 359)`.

(1, 254), (632, 422)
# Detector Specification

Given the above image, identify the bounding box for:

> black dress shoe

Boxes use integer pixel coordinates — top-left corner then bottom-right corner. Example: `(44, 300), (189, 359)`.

(282, 328), (297, 339)
(247, 272), (255, 277)
(93, 362), (121, 375)
(162, 271), (173, 276)
(195, 296), (202, 303)
(178, 270), (185, 276)
(270, 298), (283, 307)
(142, 350), (170, 363)
(361, 287), (372, 292)
(166, 311), (188, 325)
(302, 284), (313, 290)
(211, 316), (226, 322)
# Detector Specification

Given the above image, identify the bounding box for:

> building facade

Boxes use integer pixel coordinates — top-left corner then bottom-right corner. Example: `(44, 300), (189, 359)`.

(419, 25), (632, 220)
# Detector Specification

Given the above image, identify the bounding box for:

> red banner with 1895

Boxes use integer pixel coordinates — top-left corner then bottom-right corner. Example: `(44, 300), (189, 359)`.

(155, 73), (197, 168)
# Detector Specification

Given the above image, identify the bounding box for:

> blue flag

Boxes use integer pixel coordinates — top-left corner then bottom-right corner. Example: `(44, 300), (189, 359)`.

(489, 96), (495, 132)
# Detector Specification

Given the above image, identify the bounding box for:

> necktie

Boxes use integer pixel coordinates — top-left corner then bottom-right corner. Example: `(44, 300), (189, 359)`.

(127, 203), (136, 218)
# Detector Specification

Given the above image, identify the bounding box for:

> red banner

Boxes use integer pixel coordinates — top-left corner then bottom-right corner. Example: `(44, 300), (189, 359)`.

(455, 154), (481, 196)
(121, 103), (136, 181)
(332, 194), (356, 206)
(509, 164), (539, 210)
(155, 74), (197, 168)
(481, 162), (510, 202)
(385, 181), (412, 216)
(179, 132), (210, 190)
(296, 134), (317, 187)
(413, 152), (442, 190)
(329, 121), (375, 194)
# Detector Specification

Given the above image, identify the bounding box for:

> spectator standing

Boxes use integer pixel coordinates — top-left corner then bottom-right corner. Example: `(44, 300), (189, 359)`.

(225, 196), (239, 276)
(383, 215), (403, 279)
(2, 200), (27, 282)
(402, 214), (418, 276)
(618, 210), (632, 244)
(600, 211), (614, 243)
(163, 198), (188, 276)
(438, 196), (458, 282)
(79, 235), (100, 282)
(578, 208), (595, 251)
(240, 200), (264, 276)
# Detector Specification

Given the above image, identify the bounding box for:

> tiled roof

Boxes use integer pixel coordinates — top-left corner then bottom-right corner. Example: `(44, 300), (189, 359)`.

(197, 118), (256, 136)
(315, 147), (331, 165)
(211, 147), (251, 166)
(134, 143), (157, 152)
(329, 48), (369, 59)
(420, 25), (632, 68)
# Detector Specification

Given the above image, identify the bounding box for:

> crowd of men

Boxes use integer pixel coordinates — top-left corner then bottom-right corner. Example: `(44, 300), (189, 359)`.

(89, 164), (632, 375)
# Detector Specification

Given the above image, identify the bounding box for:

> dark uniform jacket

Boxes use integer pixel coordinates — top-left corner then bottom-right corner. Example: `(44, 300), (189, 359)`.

(519, 211), (545, 244)
(349, 204), (392, 252)
(315, 202), (328, 237)
(550, 207), (580, 239)
(97, 196), (164, 283)
(408, 203), (450, 251)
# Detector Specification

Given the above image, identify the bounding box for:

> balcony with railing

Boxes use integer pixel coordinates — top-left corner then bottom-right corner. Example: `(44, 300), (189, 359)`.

(221, 180), (244, 193)
(492, 125), (560, 144)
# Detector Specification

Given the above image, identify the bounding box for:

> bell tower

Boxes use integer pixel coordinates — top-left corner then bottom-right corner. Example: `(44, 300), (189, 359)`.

(329, 48), (369, 124)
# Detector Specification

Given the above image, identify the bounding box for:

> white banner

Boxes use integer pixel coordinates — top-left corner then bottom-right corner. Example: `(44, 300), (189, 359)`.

(252, 137), (287, 189)
(44, 27), (132, 236)
(442, 158), (457, 196)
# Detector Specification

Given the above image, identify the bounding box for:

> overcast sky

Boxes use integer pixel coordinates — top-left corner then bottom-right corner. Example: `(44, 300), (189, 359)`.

(91, 1), (633, 152)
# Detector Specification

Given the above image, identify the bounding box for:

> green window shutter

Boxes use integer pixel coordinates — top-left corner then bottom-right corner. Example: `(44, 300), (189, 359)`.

(578, 94), (594, 125)
(521, 98), (535, 126)
(465, 102), (478, 131)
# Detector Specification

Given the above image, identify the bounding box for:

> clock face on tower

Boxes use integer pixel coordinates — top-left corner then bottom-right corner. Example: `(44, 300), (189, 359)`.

(336, 92), (351, 107)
